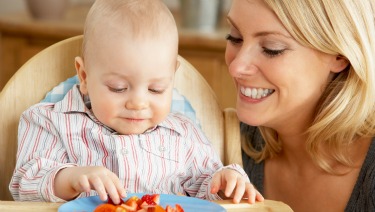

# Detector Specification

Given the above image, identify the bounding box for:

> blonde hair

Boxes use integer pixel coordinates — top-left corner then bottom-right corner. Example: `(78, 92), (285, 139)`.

(82, 0), (178, 59)
(242, 0), (375, 173)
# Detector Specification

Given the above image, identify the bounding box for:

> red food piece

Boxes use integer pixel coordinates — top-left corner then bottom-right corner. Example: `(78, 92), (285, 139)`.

(151, 194), (160, 205)
(141, 194), (157, 205)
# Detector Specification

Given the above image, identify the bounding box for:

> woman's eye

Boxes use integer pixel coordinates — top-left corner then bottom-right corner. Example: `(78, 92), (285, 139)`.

(109, 87), (127, 93)
(149, 89), (164, 94)
(262, 48), (285, 57)
(225, 34), (243, 45)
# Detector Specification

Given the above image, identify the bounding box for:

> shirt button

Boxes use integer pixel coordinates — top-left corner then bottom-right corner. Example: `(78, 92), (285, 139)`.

(121, 148), (128, 155)
(158, 146), (166, 152)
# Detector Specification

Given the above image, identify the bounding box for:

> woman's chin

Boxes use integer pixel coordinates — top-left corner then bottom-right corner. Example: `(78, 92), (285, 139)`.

(237, 114), (263, 127)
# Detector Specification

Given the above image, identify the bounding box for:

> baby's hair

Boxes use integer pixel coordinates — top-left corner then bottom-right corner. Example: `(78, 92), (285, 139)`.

(82, 0), (177, 59)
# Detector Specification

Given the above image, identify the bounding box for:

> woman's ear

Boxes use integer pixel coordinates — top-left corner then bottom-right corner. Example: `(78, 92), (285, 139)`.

(331, 55), (349, 73)
(75, 56), (88, 95)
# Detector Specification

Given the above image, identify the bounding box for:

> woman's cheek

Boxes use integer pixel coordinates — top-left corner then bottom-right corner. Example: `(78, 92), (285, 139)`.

(226, 46), (241, 79)
(225, 45), (235, 66)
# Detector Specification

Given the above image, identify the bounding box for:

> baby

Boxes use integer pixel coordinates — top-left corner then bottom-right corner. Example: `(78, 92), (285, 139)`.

(10, 0), (263, 204)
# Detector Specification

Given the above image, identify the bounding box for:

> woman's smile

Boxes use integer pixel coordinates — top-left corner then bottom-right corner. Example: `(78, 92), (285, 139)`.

(240, 85), (275, 99)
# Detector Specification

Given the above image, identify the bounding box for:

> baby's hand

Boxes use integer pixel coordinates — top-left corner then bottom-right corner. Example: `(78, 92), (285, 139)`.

(210, 169), (264, 204)
(57, 166), (126, 204)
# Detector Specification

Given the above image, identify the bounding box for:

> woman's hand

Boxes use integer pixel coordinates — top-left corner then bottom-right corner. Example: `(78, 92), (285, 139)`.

(210, 168), (264, 204)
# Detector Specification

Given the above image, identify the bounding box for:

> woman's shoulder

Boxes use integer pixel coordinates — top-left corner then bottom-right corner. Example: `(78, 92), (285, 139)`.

(362, 137), (375, 176)
(346, 138), (375, 211)
(362, 137), (375, 182)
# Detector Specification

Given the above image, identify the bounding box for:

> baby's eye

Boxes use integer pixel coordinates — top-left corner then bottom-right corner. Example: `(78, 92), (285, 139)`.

(225, 34), (243, 45)
(262, 47), (286, 58)
(149, 88), (164, 94)
(109, 87), (127, 93)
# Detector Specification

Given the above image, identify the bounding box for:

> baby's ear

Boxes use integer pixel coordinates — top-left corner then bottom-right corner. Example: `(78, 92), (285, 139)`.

(75, 56), (88, 95)
(331, 55), (349, 73)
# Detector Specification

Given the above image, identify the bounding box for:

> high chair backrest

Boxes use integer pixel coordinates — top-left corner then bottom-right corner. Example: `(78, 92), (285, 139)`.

(0, 35), (242, 201)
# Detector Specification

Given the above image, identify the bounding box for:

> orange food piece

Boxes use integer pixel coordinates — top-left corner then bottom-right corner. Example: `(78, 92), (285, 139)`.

(115, 207), (127, 212)
(147, 205), (166, 212)
(94, 203), (117, 212)
(165, 205), (174, 212)
(121, 196), (138, 211)
(175, 204), (184, 212)
(165, 204), (184, 212)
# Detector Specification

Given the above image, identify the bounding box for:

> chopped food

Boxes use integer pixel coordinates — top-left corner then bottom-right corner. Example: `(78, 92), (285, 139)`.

(94, 194), (184, 212)
(93, 203), (119, 212)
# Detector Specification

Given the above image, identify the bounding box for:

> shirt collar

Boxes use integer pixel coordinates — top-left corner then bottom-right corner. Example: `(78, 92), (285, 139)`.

(53, 85), (88, 113)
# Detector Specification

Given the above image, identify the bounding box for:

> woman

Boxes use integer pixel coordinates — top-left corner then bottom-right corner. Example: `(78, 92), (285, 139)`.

(225, 0), (375, 211)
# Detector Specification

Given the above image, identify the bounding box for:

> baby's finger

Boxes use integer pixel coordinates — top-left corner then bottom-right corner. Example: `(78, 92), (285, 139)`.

(223, 176), (237, 198)
(114, 179), (127, 199)
(90, 176), (107, 201)
(255, 190), (265, 202)
(103, 172), (126, 204)
(74, 175), (91, 193)
(244, 182), (257, 204)
(210, 173), (223, 194)
(231, 178), (246, 203)
(102, 177), (121, 204)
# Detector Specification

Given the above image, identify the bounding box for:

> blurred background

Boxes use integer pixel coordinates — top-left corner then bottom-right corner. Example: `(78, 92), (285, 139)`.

(0, 0), (91, 14)
(0, 0), (235, 109)
(0, 0), (231, 14)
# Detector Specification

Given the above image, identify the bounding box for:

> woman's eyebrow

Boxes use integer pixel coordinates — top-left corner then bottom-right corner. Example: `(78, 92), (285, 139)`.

(226, 16), (240, 32)
(253, 31), (293, 39)
(227, 15), (292, 39)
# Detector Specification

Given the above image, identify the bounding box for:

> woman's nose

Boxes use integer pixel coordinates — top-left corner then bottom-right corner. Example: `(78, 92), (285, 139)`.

(228, 49), (259, 78)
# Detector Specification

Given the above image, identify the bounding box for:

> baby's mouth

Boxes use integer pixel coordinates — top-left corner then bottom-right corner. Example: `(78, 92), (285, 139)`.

(240, 86), (275, 99)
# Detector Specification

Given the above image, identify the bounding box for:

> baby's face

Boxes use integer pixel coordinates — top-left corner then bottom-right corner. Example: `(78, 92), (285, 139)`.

(77, 35), (177, 134)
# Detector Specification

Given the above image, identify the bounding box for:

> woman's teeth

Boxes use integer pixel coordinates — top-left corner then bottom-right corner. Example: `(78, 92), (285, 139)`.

(240, 86), (274, 99)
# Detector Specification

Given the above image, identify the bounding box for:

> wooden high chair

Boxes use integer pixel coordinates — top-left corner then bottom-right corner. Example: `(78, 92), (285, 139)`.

(0, 35), (242, 200)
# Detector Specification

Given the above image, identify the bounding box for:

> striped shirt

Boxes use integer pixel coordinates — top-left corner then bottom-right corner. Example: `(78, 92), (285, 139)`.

(10, 85), (245, 202)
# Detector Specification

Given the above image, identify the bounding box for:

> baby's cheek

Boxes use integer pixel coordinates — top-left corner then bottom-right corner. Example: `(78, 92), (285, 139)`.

(155, 102), (171, 120)
(92, 100), (117, 124)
